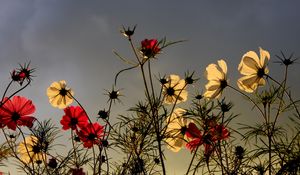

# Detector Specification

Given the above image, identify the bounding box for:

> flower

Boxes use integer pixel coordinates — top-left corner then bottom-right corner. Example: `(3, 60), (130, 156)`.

(0, 96), (36, 131)
(184, 72), (197, 85)
(11, 62), (35, 85)
(60, 106), (88, 130)
(203, 59), (228, 99)
(18, 135), (46, 164)
(77, 122), (104, 148)
(165, 108), (191, 152)
(140, 39), (161, 58)
(211, 124), (230, 141)
(185, 123), (203, 151)
(274, 51), (297, 66)
(47, 80), (74, 109)
(237, 47), (270, 93)
(121, 25), (136, 38)
(186, 123), (229, 156)
(162, 74), (188, 104)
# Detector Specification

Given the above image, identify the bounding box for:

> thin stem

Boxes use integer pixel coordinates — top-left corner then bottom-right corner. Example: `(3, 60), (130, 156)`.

(1, 80), (13, 103)
(128, 39), (152, 102)
(267, 104), (272, 175)
(272, 66), (288, 132)
(148, 60), (156, 101)
(1, 80), (31, 107)
(186, 146), (200, 175)
(228, 85), (264, 117)
(128, 38), (166, 175)
(157, 136), (166, 175)
(71, 130), (79, 167)
(1, 128), (32, 171)
(267, 75), (300, 117)
(18, 126), (35, 174)
(98, 97), (113, 175)
(92, 146), (97, 175)
(121, 151), (133, 175)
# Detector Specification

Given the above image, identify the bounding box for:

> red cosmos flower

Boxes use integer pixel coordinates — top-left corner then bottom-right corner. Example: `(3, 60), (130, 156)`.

(77, 122), (104, 148)
(60, 106), (88, 130)
(140, 39), (161, 58)
(185, 123), (203, 151)
(185, 122), (229, 155)
(0, 96), (36, 131)
(211, 124), (230, 141)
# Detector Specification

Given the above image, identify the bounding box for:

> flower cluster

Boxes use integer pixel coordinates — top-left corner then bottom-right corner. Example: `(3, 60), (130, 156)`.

(203, 48), (270, 100)
(0, 27), (299, 175)
(165, 109), (230, 157)
(47, 81), (105, 149)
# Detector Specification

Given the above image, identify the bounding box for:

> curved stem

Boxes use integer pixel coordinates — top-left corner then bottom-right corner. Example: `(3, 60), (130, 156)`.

(1, 80), (31, 107)
(1, 80), (13, 103)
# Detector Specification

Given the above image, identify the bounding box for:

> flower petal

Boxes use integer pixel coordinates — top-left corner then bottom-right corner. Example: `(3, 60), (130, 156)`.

(259, 47), (270, 68)
(217, 59), (227, 75)
(237, 75), (259, 93)
(206, 64), (223, 81)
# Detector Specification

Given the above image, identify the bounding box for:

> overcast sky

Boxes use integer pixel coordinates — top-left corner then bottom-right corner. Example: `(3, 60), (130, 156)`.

(1, 0), (300, 174)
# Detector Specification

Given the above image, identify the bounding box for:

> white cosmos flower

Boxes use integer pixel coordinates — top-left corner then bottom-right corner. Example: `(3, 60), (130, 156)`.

(203, 59), (228, 99)
(237, 47), (270, 93)
(162, 75), (188, 104)
(165, 108), (191, 152)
